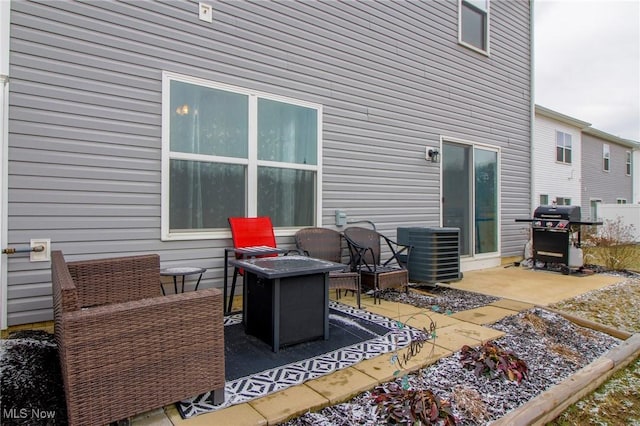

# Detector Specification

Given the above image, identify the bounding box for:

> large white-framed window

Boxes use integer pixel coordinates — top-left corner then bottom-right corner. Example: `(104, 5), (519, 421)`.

(603, 144), (610, 171)
(555, 131), (572, 164)
(161, 72), (322, 240)
(626, 151), (632, 176)
(459, 0), (490, 54)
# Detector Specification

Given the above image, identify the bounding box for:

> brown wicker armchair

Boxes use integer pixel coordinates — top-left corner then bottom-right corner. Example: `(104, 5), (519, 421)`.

(343, 226), (410, 304)
(295, 227), (361, 308)
(51, 251), (225, 426)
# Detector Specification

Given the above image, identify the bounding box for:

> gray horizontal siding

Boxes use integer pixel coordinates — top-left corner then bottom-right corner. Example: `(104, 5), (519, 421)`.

(6, 0), (531, 326)
(581, 133), (634, 217)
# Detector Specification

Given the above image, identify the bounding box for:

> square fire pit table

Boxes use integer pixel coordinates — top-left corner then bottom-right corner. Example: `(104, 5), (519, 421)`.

(228, 255), (346, 352)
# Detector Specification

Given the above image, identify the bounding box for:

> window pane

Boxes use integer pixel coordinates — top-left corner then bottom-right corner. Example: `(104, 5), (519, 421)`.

(556, 131), (563, 147)
(461, 2), (486, 50)
(467, 0), (488, 11)
(169, 159), (246, 230)
(590, 200), (601, 220)
(258, 99), (317, 165)
(540, 194), (548, 205)
(556, 146), (564, 162)
(565, 148), (571, 164)
(474, 148), (498, 254)
(257, 167), (315, 227)
(443, 143), (472, 256)
(170, 80), (248, 158)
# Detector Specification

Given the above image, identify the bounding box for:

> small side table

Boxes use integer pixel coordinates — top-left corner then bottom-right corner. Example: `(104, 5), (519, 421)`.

(160, 267), (207, 295)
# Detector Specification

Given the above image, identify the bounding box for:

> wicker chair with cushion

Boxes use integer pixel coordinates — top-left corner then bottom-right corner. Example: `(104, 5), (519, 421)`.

(51, 250), (225, 426)
(343, 226), (410, 304)
(295, 227), (361, 308)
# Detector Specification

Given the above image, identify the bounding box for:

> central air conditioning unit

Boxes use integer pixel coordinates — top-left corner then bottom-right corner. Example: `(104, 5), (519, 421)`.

(397, 227), (462, 284)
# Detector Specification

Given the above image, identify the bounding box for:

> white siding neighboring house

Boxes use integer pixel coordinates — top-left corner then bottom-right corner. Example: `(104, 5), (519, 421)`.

(533, 105), (589, 211)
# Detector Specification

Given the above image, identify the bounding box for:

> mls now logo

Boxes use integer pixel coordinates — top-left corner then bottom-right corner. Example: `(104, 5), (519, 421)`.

(3, 407), (56, 420)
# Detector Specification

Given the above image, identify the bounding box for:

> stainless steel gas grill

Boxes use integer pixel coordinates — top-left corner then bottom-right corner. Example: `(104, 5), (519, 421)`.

(516, 205), (602, 274)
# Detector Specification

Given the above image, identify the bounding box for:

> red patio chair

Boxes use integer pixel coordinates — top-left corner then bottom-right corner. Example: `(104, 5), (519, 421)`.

(229, 216), (277, 250)
(227, 216), (280, 313)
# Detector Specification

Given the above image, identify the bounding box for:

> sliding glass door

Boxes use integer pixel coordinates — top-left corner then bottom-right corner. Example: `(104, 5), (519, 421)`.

(442, 141), (498, 256)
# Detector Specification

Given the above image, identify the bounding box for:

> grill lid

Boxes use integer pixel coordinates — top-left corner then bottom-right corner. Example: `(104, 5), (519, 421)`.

(533, 205), (581, 222)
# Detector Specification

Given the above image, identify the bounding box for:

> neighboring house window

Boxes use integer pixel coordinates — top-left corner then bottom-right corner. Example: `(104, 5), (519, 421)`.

(556, 197), (571, 206)
(459, 0), (489, 53)
(603, 144), (610, 171)
(617, 198), (627, 204)
(539, 194), (549, 205)
(161, 72), (321, 239)
(555, 131), (572, 164)
(626, 151), (631, 176)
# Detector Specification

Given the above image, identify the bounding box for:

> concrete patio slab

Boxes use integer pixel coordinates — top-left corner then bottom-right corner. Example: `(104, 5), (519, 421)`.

(358, 298), (425, 319)
(304, 366), (379, 404)
(450, 266), (621, 305)
(451, 305), (517, 325)
(131, 408), (173, 426)
(248, 384), (329, 425)
(352, 345), (452, 382)
(163, 402), (267, 426)
(396, 311), (462, 330)
(434, 322), (505, 351)
(489, 298), (535, 312)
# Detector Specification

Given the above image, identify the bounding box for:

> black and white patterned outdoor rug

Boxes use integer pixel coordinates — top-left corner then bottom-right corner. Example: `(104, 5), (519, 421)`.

(177, 301), (426, 418)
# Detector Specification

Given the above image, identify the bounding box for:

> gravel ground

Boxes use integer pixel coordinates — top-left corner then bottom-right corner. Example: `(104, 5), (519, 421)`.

(0, 331), (67, 425)
(383, 284), (501, 314)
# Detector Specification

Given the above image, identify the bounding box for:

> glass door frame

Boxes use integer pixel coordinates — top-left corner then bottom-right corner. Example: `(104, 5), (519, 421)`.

(439, 137), (501, 259)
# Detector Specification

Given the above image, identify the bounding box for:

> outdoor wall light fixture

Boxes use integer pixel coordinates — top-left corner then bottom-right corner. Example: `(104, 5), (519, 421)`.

(426, 147), (440, 163)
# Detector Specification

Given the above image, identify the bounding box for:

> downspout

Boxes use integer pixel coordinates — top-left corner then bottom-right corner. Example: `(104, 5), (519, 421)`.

(631, 146), (640, 204)
(529, 0), (535, 214)
(0, 0), (10, 330)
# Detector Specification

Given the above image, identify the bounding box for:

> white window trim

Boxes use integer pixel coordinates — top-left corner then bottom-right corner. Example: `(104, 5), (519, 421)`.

(458, 0), (491, 56)
(603, 144), (610, 172)
(617, 198), (627, 204)
(0, 0), (9, 330)
(555, 131), (572, 165)
(161, 71), (323, 241)
(626, 151), (632, 176)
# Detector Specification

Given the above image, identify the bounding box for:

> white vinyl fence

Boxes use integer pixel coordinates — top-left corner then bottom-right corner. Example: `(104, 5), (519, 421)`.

(597, 204), (640, 242)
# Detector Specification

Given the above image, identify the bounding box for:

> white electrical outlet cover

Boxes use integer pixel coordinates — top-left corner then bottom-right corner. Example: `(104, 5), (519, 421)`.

(30, 239), (51, 262)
